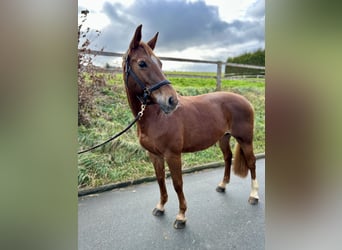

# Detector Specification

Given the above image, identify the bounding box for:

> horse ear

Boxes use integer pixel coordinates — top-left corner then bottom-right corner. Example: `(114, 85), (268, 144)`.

(147, 32), (159, 50)
(129, 24), (143, 50)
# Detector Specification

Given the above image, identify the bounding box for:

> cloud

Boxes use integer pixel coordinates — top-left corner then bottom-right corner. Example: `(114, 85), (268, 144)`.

(82, 0), (264, 65)
(126, 0), (226, 49)
(245, 0), (265, 20)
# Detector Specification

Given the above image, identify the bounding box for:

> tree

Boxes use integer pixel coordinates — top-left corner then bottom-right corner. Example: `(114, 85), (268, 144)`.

(225, 49), (265, 76)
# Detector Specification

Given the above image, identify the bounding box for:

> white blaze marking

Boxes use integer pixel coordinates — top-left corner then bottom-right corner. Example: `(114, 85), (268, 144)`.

(151, 55), (159, 65)
(155, 92), (166, 104)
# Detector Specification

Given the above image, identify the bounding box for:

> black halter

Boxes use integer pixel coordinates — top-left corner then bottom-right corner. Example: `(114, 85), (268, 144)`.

(124, 55), (171, 105)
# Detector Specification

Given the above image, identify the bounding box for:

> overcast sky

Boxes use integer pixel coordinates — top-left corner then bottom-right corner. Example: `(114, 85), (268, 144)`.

(78, 0), (264, 72)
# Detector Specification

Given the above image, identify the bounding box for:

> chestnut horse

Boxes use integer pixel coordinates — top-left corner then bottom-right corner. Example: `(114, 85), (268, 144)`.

(122, 25), (259, 229)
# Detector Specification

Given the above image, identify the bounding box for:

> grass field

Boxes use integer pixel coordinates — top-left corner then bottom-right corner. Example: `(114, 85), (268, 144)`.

(78, 73), (265, 188)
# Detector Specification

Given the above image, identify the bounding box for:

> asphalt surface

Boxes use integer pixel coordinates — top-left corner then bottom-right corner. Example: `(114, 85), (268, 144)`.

(78, 158), (265, 250)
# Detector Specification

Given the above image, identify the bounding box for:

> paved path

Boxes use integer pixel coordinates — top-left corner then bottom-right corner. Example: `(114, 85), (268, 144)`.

(78, 158), (265, 250)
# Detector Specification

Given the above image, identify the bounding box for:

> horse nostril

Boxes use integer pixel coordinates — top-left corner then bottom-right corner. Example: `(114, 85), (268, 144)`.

(160, 96), (178, 114)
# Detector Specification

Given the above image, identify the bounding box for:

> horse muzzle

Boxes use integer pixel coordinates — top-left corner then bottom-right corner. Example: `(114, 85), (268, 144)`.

(159, 95), (179, 114)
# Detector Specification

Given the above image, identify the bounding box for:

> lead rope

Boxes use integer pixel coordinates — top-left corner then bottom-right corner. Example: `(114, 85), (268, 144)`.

(77, 104), (146, 154)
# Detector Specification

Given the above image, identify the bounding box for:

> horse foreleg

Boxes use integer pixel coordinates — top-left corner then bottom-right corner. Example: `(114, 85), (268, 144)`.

(149, 152), (168, 216)
(166, 155), (187, 229)
(216, 133), (232, 192)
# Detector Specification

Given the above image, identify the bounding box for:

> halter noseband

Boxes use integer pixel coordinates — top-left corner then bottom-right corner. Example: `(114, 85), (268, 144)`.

(124, 55), (171, 105)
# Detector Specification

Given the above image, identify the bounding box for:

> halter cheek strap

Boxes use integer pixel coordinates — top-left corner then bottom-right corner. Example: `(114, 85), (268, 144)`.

(124, 56), (171, 105)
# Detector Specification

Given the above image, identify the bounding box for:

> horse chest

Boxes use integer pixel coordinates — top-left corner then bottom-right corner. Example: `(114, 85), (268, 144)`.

(138, 124), (179, 155)
(138, 129), (163, 154)
(138, 132), (154, 151)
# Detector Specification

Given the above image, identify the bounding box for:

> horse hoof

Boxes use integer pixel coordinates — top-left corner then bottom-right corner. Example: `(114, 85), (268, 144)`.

(216, 186), (226, 193)
(248, 197), (259, 205)
(152, 208), (165, 216)
(174, 219), (186, 229)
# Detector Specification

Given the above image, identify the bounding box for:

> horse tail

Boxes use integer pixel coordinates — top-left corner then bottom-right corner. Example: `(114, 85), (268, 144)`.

(233, 143), (249, 178)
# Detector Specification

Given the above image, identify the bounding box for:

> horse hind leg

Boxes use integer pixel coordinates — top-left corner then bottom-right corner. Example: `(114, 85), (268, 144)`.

(216, 133), (232, 193)
(234, 138), (259, 205)
(245, 147), (259, 205)
(148, 152), (168, 216)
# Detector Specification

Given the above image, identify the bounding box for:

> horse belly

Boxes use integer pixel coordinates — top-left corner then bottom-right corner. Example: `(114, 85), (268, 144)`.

(182, 126), (227, 153)
(182, 139), (218, 153)
(180, 106), (230, 153)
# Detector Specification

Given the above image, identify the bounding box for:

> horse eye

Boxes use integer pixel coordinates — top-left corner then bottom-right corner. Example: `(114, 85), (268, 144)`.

(138, 61), (147, 68)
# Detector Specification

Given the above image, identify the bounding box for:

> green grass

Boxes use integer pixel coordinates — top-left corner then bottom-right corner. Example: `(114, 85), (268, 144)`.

(78, 73), (265, 188)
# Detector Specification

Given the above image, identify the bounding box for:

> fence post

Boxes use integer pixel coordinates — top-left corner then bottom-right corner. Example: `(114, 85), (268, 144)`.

(216, 61), (222, 91)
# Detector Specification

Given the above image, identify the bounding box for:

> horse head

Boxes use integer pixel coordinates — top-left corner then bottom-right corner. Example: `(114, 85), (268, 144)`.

(123, 24), (178, 114)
